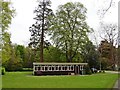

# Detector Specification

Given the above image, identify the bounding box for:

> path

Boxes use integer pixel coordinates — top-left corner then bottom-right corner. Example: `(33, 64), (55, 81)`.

(113, 78), (120, 90)
(106, 71), (120, 90)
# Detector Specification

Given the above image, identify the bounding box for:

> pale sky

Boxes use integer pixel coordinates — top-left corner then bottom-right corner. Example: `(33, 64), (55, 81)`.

(9, 0), (119, 46)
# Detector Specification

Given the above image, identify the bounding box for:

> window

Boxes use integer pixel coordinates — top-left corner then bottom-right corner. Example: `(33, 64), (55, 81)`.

(52, 66), (54, 71)
(49, 66), (52, 71)
(67, 66), (69, 71)
(59, 66), (61, 71)
(35, 67), (37, 70)
(45, 67), (48, 71)
(56, 66), (58, 71)
(42, 66), (44, 71)
(38, 67), (40, 70)
(62, 66), (65, 71)
(65, 66), (67, 70)
(71, 66), (73, 70)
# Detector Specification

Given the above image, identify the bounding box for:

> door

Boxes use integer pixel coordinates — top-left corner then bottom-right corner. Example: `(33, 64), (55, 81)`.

(74, 65), (80, 75)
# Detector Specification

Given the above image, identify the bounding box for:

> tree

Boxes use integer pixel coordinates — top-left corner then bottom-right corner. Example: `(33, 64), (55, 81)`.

(3, 45), (23, 71)
(44, 46), (66, 62)
(1, 0), (15, 31)
(99, 23), (118, 70)
(23, 46), (34, 68)
(49, 2), (92, 62)
(81, 41), (99, 69)
(15, 45), (25, 58)
(0, 0), (15, 63)
(97, 0), (115, 18)
(98, 40), (109, 70)
(118, 46), (120, 70)
(29, 0), (53, 62)
(98, 39), (117, 70)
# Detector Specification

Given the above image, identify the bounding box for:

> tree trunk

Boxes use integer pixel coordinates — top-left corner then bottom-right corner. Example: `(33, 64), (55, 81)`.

(40, 30), (44, 62)
(40, 0), (45, 62)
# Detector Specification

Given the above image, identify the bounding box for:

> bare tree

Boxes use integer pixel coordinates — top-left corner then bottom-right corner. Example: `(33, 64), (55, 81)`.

(100, 22), (118, 70)
(97, 0), (114, 18)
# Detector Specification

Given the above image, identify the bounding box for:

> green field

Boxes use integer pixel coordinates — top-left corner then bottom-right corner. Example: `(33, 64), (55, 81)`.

(2, 72), (118, 88)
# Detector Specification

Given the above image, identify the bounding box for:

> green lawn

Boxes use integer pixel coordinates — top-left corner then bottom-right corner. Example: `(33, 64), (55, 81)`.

(2, 72), (118, 88)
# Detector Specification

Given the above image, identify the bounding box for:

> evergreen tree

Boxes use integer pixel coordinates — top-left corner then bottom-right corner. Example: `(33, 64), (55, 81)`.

(29, 0), (53, 62)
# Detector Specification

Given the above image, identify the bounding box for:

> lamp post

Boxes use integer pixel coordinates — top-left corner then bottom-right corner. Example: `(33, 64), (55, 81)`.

(100, 48), (102, 71)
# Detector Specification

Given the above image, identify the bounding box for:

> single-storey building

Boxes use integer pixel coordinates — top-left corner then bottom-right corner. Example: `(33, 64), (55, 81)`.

(33, 62), (88, 75)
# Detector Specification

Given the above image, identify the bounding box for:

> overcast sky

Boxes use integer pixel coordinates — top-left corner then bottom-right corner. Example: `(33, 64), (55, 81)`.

(9, 0), (119, 46)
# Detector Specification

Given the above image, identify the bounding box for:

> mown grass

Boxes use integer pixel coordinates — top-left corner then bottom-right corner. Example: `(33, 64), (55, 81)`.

(2, 72), (118, 88)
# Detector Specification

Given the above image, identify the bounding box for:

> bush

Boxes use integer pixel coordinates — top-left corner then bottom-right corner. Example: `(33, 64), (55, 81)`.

(103, 70), (105, 73)
(22, 68), (33, 71)
(84, 65), (92, 75)
(2, 67), (6, 75)
(3, 59), (23, 71)
(118, 68), (120, 71)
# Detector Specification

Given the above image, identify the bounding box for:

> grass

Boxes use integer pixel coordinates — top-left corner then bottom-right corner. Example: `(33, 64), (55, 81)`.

(2, 72), (118, 88)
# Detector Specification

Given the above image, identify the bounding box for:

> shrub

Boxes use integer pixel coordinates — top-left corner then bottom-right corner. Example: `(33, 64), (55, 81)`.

(2, 67), (6, 75)
(102, 70), (105, 73)
(3, 59), (23, 71)
(118, 68), (120, 71)
(84, 65), (92, 75)
(22, 68), (33, 71)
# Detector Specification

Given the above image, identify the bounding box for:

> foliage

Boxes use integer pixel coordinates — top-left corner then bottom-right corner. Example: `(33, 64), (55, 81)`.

(23, 47), (34, 68)
(84, 65), (92, 75)
(3, 58), (23, 71)
(29, 0), (53, 62)
(1, 67), (6, 75)
(15, 45), (25, 61)
(49, 2), (92, 62)
(1, 0), (116, 72)
(28, 46), (66, 63)
(22, 68), (33, 71)
(81, 41), (99, 69)
(2, 44), (37, 70)
(1, 0), (15, 31)
(99, 23), (118, 70)
(43, 46), (66, 62)
(2, 33), (12, 63)
(3, 45), (23, 71)
(98, 40), (117, 70)
(1, 0), (15, 63)
(14, 45), (33, 68)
